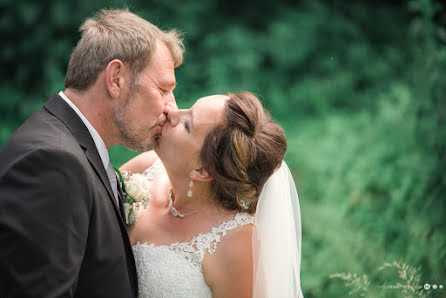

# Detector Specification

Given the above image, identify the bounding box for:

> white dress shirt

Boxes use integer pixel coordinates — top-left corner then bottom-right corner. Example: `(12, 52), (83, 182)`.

(58, 91), (119, 205)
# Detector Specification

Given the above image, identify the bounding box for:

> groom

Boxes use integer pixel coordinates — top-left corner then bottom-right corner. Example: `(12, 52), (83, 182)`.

(0, 9), (183, 297)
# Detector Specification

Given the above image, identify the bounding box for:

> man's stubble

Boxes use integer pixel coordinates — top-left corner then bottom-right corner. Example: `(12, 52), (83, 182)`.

(113, 89), (158, 153)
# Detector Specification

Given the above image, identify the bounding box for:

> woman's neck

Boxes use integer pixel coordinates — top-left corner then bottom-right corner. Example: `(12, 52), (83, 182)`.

(167, 177), (215, 214)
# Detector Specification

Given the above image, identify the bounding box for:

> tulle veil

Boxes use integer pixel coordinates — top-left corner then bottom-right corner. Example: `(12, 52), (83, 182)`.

(252, 161), (303, 297)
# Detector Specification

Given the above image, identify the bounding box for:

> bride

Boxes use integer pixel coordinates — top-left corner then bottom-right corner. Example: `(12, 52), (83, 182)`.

(120, 91), (303, 297)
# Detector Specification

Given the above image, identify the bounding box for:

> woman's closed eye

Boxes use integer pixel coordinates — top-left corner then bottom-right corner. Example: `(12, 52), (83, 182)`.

(184, 121), (190, 133)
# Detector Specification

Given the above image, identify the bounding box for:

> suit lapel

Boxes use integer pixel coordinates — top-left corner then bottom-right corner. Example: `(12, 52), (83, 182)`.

(44, 94), (138, 293)
(44, 94), (128, 228)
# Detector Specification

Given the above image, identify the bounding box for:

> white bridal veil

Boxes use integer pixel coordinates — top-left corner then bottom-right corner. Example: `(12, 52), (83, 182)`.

(253, 161), (303, 297)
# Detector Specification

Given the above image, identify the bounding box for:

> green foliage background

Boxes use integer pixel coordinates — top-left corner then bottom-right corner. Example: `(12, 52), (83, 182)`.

(1, 0), (445, 297)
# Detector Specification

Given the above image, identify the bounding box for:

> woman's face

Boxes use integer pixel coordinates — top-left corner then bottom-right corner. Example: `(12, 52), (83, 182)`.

(155, 94), (229, 174)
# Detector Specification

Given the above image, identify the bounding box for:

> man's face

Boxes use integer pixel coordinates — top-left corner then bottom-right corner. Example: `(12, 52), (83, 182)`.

(113, 41), (177, 152)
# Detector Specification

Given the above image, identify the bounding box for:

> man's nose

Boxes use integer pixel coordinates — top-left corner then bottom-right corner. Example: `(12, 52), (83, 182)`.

(168, 92), (178, 109)
(163, 92), (177, 119)
(164, 90), (177, 109)
(163, 100), (177, 121)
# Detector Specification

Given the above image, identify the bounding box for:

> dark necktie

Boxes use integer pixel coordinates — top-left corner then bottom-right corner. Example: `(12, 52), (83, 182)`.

(116, 179), (126, 222)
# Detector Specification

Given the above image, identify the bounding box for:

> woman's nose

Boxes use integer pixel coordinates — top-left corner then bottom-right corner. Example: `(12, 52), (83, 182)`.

(167, 108), (187, 127)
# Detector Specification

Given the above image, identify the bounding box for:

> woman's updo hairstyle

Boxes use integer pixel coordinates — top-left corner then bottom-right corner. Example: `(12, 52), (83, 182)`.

(201, 91), (287, 214)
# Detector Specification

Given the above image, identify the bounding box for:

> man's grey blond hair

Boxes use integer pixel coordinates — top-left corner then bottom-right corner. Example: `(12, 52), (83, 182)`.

(65, 9), (184, 90)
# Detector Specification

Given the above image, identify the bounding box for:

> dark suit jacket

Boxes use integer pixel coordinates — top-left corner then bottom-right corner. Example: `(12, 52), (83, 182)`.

(0, 94), (138, 297)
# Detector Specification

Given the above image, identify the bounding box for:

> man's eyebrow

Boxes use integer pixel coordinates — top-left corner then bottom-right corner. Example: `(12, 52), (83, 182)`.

(160, 78), (176, 90)
(167, 80), (176, 89)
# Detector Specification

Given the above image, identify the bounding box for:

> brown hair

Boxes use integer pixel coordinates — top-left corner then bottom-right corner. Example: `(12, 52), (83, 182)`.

(65, 9), (184, 90)
(201, 91), (287, 214)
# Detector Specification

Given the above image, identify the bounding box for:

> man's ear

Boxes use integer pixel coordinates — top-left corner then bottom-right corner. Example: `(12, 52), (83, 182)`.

(105, 59), (128, 99)
(190, 167), (213, 182)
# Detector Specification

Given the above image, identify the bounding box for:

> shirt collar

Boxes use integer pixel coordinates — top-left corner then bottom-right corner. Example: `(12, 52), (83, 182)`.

(59, 91), (111, 171)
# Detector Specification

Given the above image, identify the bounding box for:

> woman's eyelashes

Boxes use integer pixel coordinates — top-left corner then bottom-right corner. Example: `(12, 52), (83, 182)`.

(184, 121), (190, 133)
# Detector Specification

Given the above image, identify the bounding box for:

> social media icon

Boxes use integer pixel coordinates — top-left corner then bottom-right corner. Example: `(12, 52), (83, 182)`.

(433, 284), (437, 289)
(424, 284), (431, 290)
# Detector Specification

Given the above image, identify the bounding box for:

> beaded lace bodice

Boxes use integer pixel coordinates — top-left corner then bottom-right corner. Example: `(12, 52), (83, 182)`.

(132, 159), (254, 298)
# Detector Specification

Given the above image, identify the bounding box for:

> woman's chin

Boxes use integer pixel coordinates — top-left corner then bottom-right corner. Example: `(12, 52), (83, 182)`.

(153, 134), (164, 148)
(154, 140), (162, 153)
(154, 135), (175, 161)
(153, 138), (165, 156)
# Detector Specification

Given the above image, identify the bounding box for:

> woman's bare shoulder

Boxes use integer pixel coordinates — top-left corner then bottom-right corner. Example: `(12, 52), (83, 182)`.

(203, 224), (253, 297)
(120, 151), (159, 174)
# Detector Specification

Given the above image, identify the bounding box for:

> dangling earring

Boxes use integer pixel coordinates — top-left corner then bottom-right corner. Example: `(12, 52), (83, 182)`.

(187, 181), (193, 199)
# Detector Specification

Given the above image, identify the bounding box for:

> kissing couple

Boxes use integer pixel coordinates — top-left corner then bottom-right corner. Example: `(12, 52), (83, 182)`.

(0, 9), (303, 298)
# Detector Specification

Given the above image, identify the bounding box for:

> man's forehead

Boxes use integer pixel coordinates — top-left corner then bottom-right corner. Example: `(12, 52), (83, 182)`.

(153, 41), (175, 67)
(160, 74), (176, 87)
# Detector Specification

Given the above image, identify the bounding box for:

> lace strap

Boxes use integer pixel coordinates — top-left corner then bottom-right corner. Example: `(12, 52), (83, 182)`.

(142, 158), (163, 180)
(170, 212), (254, 266)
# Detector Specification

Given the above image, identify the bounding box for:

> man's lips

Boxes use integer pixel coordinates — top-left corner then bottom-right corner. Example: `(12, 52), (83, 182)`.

(154, 118), (167, 138)
(157, 124), (164, 136)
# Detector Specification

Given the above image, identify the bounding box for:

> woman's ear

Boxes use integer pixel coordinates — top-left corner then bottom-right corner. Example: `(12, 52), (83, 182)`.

(190, 167), (213, 182)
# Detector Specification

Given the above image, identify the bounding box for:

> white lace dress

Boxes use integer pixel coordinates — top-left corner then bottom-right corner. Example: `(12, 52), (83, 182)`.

(132, 160), (254, 298)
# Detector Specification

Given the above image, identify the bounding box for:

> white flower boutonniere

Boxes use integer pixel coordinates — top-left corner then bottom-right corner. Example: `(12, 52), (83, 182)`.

(115, 169), (151, 225)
